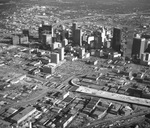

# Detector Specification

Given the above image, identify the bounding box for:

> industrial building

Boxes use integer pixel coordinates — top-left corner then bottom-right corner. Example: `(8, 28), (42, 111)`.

(11, 106), (37, 124)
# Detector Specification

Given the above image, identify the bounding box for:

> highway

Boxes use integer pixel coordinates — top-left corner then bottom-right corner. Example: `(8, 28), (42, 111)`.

(70, 78), (150, 128)
(71, 78), (150, 107)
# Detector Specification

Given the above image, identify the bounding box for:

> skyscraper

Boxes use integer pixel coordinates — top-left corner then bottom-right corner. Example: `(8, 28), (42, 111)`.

(93, 30), (103, 49)
(74, 29), (82, 46)
(72, 23), (82, 46)
(38, 24), (52, 42)
(112, 28), (122, 52)
(132, 37), (146, 59)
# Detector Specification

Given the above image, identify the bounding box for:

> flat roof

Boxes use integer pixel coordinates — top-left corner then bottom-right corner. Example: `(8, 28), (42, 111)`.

(11, 106), (36, 122)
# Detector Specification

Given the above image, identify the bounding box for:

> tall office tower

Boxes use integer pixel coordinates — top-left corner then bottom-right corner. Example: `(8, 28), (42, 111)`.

(74, 29), (83, 46)
(112, 28), (122, 52)
(51, 27), (54, 37)
(94, 36), (102, 49)
(22, 29), (29, 37)
(41, 34), (52, 45)
(72, 23), (83, 46)
(38, 24), (52, 42)
(93, 30), (103, 49)
(58, 47), (64, 61)
(72, 23), (77, 36)
(132, 37), (146, 59)
(51, 53), (59, 64)
(101, 27), (106, 44)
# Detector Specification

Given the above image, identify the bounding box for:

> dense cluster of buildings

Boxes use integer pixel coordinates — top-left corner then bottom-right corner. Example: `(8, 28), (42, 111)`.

(1, 4), (150, 128)
(0, 89), (137, 128)
(11, 20), (124, 63)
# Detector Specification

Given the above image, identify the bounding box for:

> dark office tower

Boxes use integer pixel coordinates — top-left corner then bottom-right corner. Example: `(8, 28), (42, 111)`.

(22, 29), (29, 37)
(132, 37), (146, 59)
(38, 24), (52, 42)
(72, 23), (77, 34)
(94, 31), (102, 49)
(72, 23), (77, 43)
(74, 29), (82, 46)
(42, 24), (52, 34)
(94, 36), (102, 49)
(112, 28), (122, 52)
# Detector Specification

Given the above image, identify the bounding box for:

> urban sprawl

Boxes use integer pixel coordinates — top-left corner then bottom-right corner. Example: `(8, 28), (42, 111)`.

(0, 5), (150, 128)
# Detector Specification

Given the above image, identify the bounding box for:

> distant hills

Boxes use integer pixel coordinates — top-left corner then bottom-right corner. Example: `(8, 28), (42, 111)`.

(0, 0), (10, 3)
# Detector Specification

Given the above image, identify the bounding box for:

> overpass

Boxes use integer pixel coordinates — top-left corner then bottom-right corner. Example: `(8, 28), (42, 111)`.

(71, 78), (150, 107)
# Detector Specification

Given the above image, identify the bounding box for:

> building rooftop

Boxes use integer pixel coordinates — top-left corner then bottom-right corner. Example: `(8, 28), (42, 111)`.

(11, 106), (36, 122)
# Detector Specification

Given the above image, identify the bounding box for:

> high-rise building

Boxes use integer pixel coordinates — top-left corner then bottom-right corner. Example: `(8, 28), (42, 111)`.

(94, 36), (102, 49)
(132, 37), (146, 59)
(72, 23), (82, 46)
(38, 24), (52, 42)
(93, 30), (103, 49)
(72, 23), (77, 37)
(101, 27), (106, 44)
(112, 28), (122, 52)
(58, 47), (64, 61)
(51, 53), (59, 64)
(74, 29), (82, 46)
